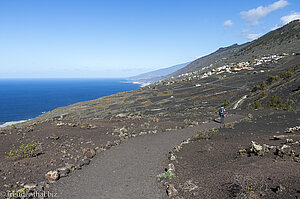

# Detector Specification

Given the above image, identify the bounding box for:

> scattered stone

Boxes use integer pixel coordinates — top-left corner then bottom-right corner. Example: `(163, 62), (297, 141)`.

(82, 158), (90, 166)
(275, 145), (292, 157)
(182, 180), (198, 192)
(167, 184), (178, 197)
(116, 113), (128, 118)
(271, 185), (285, 193)
(87, 124), (97, 129)
(271, 135), (288, 140)
(106, 141), (112, 146)
(49, 134), (59, 140)
(45, 170), (59, 182)
(285, 126), (300, 133)
(249, 141), (264, 156)
(45, 183), (50, 189)
(173, 145), (182, 153)
(57, 167), (70, 178)
(169, 153), (176, 161)
(168, 163), (175, 173)
(114, 140), (121, 146)
(65, 163), (75, 172)
(286, 138), (293, 143)
(23, 183), (37, 189)
(56, 122), (64, 127)
(84, 148), (96, 159)
(248, 113), (253, 119)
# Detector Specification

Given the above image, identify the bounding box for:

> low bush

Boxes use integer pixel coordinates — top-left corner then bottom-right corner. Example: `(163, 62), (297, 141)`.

(6, 140), (41, 160)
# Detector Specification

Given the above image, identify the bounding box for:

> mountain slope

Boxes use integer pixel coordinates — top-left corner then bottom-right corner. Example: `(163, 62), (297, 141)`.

(171, 20), (300, 78)
(127, 62), (190, 84)
(169, 43), (248, 77)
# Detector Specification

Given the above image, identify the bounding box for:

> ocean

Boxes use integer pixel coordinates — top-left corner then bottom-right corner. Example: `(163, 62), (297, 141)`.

(0, 78), (140, 123)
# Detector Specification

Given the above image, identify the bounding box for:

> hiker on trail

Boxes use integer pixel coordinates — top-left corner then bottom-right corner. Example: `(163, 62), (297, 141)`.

(219, 107), (226, 125)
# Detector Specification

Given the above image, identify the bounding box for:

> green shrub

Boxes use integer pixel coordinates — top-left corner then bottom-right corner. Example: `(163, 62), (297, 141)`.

(261, 81), (267, 89)
(222, 99), (232, 108)
(208, 106), (216, 110)
(157, 170), (174, 181)
(259, 91), (268, 98)
(266, 75), (280, 84)
(287, 99), (295, 104)
(280, 68), (294, 79)
(294, 64), (300, 71)
(252, 85), (261, 92)
(6, 140), (41, 160)
(252, 100), (262, 109)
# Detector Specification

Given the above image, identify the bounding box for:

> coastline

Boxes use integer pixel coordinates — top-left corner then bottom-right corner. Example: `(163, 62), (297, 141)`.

(122, 80), (151, 87)
(0, 78), (140, 127)
(0, 120), (30, 128)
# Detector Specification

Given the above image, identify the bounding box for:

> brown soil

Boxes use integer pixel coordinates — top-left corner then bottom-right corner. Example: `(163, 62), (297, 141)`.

(0, 116), (185, 194)
(166, 110), (300, 199)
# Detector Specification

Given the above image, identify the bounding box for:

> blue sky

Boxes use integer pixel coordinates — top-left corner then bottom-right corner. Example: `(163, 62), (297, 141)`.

(0, 0), (299, 78)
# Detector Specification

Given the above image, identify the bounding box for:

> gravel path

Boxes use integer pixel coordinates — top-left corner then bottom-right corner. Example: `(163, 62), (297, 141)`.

(53, 114), (244, 199)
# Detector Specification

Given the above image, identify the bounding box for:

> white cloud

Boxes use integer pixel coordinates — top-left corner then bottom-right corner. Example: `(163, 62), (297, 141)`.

(270, 24), (281, 31)
(223, 19), (234, 27)
(241, 0), (289, 26)
(246, 33), (263, 40)
(270, 11), (300, 31)
(280, 11), (300, 24)
(240, 30), (262, 40)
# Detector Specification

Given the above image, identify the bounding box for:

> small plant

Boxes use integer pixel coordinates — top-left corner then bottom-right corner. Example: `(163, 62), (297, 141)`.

(259, 91), (268, 98)
(252, 100), (262, 109)
(208, 106), (216, 110)
(6, 140), (41, 160)
(210, 128), (219, 133)
(252, 84), (261, 92)
(266, 74), (280, 84)
(197, 130), (211, 140)
(157, 170), (174, 181)
(222, 99), (232, 108)
(280, 68), (294, 79)
(247, 185), (254, 191)
(224, 122), (236, 129)
(261, 81), (266, 89)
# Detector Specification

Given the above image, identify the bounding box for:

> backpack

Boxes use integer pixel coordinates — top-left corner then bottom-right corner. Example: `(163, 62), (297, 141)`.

(219, 107), (226, 116)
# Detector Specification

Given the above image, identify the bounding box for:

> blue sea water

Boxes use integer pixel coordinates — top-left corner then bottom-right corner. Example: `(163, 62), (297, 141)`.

(0, 78), (140, 123)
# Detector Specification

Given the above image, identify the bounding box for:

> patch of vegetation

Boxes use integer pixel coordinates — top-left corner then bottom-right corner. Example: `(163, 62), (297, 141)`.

(265, 96), (294, 111)
(252, 100), (262, 110)
(210, 128), (219, 133)
(157, 90), (172, 96)
(252, 80), (268, 92)
(280, 67), (294, 79)
(259, 91), (268, 99)
(224, 122), (237, 129)
(157, 170), (174, 181)
(265, 74), (280, 84)
(208, 106), (216, 110)
(5, 140), (41, 160)
(222, 99), (232, 108)
(251, 84), (261, 92)
(240, 117), (251, 123)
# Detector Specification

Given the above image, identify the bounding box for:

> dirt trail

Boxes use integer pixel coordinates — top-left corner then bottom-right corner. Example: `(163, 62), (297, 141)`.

(53, 114), (244, 199)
